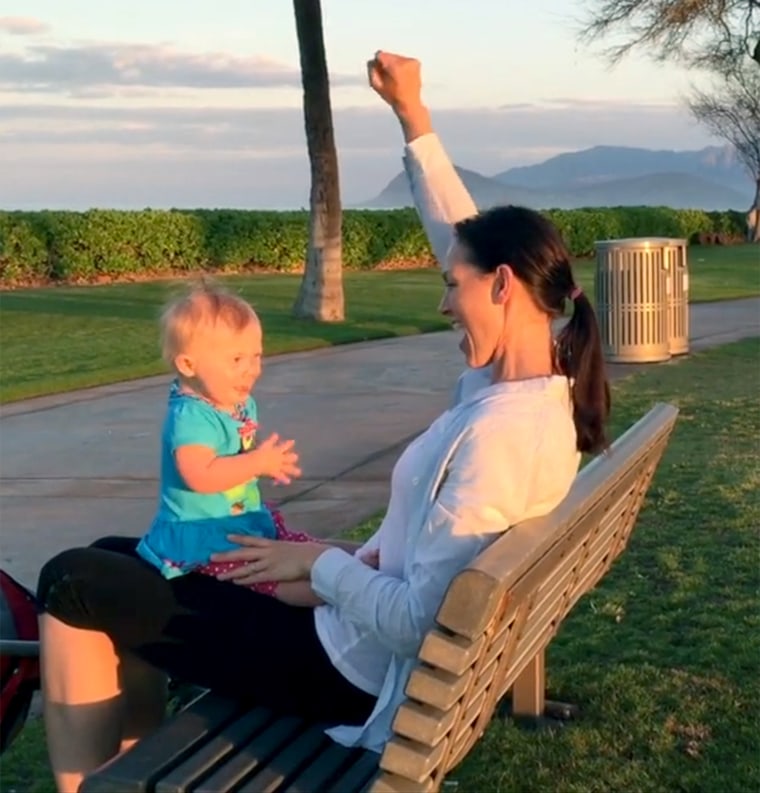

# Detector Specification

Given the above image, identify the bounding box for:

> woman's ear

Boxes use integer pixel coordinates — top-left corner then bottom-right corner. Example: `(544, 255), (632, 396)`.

(494, 264), (513, 304)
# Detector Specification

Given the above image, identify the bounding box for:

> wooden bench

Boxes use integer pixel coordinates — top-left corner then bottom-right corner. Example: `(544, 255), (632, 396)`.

(80, 402), (678, 793)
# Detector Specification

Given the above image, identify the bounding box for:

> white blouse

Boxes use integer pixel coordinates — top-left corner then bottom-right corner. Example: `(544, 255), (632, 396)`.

(309, 133), (581, 752)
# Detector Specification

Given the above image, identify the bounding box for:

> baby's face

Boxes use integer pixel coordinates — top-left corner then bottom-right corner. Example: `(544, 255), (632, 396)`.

(183, 319), (262, 410)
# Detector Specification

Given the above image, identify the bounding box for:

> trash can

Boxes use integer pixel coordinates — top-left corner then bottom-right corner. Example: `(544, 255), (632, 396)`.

(594, 238), (670, 363)
(602, 236), (690, 357)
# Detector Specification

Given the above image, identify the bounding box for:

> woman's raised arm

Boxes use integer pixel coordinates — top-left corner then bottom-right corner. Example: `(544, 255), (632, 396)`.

(368, 51), (478, 267)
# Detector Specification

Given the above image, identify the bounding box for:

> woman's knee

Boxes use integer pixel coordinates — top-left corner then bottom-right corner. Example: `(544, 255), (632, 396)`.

(89, 536), (139, 555)
(37, 547), (94, 620)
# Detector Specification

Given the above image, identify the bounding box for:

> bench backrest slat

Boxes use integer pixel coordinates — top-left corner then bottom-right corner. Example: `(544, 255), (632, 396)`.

(372, 402), (678, 791)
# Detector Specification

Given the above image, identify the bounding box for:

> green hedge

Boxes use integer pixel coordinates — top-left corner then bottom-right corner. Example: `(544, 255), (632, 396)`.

(0, 206), (746, 286)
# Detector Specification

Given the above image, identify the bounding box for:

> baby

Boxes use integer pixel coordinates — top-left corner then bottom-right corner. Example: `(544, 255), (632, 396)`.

(136, 279), (321, 605)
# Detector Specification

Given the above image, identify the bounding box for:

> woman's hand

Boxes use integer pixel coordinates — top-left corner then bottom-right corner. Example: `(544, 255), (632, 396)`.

(367, 51), (434, 144)
(367, 51), (423, 112)
(211, 535), (327, 587)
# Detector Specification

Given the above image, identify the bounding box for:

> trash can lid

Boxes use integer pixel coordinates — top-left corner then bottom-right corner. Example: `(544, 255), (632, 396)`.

(595, 237), (688, 248)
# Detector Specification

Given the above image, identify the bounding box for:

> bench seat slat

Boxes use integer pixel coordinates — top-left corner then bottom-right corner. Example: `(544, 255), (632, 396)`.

(380, 735), (446, 783)
(155, 707), (274, 793)
(451, 688), (488, 750)
(79, 694), (244, 793)
(392, 700), (458, 747)
(325, 751), (380, 793)
(448, 719), (480, 769)
(284, 741), (368, 793)
(406, 666), (472, 711)
(196, 717), (309, 793)
(237, 724), (332, 792)
(418, 630), (485, 675)
(504, 623), (555, 697)
(369, 770), (435, 793)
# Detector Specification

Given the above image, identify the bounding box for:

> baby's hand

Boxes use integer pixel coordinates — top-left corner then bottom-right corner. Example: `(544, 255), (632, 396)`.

(358, 549), (380, 569)
(248, 433), (302, 485)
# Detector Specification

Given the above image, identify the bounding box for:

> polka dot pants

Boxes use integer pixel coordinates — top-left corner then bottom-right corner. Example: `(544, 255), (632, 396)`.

(195, 506), (319, 597)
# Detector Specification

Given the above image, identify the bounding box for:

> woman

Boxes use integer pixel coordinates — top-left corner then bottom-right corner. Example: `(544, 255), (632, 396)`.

(36, 51), (610, 792)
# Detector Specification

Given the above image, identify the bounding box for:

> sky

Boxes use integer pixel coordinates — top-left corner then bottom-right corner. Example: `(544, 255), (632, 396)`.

(0, 0), (724, 210)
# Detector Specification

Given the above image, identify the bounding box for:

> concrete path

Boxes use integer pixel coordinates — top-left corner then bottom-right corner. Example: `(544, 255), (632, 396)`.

(1, 297), (758, 588)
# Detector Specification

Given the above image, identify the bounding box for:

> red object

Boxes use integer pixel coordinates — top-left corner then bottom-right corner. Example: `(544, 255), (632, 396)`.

(0, 570), (40, 753)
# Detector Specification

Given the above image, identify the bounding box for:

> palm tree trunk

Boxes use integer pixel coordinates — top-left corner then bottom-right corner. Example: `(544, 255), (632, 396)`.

(292, 0), (344, 320)
(748, 176), (760, 243)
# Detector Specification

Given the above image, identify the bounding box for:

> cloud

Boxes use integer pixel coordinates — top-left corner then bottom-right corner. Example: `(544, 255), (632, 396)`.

(0, 16), (49, 36)
(0, 41), (363, 94)
(500, 98), (678, 113)
(0, 101), (721, 209)
(0, 101), (711, 151)
(539, 97), (676, 111)
(498, 102), (536, 111)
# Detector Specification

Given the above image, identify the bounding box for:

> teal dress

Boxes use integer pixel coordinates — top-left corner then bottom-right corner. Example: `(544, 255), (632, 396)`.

(137, 382), (277, 579)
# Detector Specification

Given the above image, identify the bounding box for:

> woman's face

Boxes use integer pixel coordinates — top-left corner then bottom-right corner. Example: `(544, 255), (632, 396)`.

(439, 240), (508, 368)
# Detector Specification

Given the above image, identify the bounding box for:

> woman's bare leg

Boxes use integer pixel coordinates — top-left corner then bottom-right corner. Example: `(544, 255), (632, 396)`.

(119, 651), (167, 752)
(41, 618), (168, 791)
(41, 614), (124, 792)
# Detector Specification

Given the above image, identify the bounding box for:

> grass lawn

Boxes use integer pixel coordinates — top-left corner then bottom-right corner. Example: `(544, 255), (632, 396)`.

(1, 244), (757, 404)
(0, 271), (449, 404)
(3, 338), (757, 792)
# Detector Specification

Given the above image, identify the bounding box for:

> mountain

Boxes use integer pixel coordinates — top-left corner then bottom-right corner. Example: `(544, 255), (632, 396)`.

(358, 145), (753, 211)
(495, 144), (748, 192)
(360, 166), (550, 209)
(556, 171), (749, 210)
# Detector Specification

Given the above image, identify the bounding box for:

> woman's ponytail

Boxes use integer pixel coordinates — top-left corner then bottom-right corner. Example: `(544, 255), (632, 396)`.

(555, 290), (611, 454)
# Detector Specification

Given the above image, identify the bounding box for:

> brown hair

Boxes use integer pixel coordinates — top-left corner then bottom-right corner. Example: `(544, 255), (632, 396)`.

(454, 206), (611, 453)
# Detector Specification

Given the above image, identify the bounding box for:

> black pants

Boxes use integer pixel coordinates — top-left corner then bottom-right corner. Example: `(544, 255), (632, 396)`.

(36, 537), (376, 726)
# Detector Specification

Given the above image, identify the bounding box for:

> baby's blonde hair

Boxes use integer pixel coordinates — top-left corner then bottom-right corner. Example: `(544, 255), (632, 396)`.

(160, 278), (258, 365)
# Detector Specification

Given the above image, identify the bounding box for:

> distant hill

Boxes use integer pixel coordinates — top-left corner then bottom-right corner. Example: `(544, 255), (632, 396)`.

(358, 144), (752, 211)
(360, 166), (549, 209)
(558, 171), (749, 210)
(496, 144), (748, 191)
